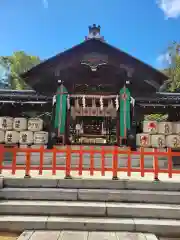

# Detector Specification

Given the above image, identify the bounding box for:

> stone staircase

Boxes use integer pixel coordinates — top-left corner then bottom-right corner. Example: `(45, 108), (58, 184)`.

(0, 178), (180, 237)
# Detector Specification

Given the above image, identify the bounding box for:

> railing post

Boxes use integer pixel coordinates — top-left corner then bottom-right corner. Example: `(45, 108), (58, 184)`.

(112, 146), (119, 180)
(90, 146), (94, 176)
(0, 144), (4, 176)
(11, 147), (17, 175)
(140, 147), (145, 177)
(39, 146), (44, 175)
(64, 145), (72, 179)
(167, 148), (172, 178)
(52, 147), (57, 175)
(127, 147), (131, 177)
(24, 147), (31, 178)
(78, 145), (83, 176)
(101, 146), (105, 176)
(153, 148), (159, 182)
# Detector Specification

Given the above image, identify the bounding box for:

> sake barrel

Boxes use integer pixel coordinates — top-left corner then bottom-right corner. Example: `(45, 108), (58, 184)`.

(158, 121), (173, 135)
(34, 131), (48, 144)
(166, 135), (180, 148)
(151, 134), (166, 148)
(0, 131), (5, 143)
(5, 131), (19, 144)
(143, 121), (157, 134)
(19, 131), (34, 144)
(0, 117), (13, 130)
(13, 117), (27, 131)
(28, 118), (43, 132)
(173, 122), (180, 135)
(136, 133), (151, 147)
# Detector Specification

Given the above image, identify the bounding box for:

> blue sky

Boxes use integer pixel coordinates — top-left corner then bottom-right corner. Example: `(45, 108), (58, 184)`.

(0, 0), (180, 69)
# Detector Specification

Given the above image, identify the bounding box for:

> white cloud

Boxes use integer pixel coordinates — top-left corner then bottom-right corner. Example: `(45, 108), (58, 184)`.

(42, 0), (48, 8)
(157, 52), (171, 67)
(157, 0), (180, 18)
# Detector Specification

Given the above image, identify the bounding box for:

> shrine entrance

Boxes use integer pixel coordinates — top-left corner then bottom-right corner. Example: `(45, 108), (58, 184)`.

(69, 116), (117, 145)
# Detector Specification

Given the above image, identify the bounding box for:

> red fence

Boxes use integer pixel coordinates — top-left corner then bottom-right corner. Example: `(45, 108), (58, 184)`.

(0, 145), (180, 179)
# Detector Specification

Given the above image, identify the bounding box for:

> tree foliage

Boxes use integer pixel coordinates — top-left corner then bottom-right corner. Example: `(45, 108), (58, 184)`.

(0, 51), (41, 90)
(161, 42), (180, 92)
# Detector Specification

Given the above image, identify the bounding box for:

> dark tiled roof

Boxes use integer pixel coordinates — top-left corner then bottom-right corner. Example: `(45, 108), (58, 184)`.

(136, 93), (180, 104)
(21, 39), (167, 94)
(0, 89), (51, 101)
(0, 90), (180, 106)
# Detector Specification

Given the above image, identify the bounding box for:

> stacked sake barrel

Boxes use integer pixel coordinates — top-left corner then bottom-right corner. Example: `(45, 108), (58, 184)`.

(0, 116), (48, 146)
(136, 121), (180, 149)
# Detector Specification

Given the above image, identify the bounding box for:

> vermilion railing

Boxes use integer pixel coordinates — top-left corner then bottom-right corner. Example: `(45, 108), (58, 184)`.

(0, 145), (179, 179)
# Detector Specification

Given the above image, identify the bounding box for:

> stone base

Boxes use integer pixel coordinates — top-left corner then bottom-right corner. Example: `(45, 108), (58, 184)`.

(0, 176), (3, 188)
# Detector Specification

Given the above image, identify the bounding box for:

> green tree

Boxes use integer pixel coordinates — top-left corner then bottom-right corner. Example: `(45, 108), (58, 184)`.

(0, 51), (41, 89)
(161, 42), (180, 92)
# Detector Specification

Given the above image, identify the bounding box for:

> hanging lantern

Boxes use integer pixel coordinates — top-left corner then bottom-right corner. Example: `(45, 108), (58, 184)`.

(92, 98), (96, 109)
(75, 98), (81, 116)
(67, 95), (70, 109)
(107, 100), (113, 111)
(101, 122), (106, 135)
(75, 98), (80, 110)
(100, 96), (103, 110)
(105, 100), (112, 117)
(130, 96), (135, 107)
(91, 98), (97, 116)
(109, 100), (114, 110)
(82, 95), (86, 108)
(115, 95), (119, 110)
(71, 106), (76, 120)
(52, 95), (56, 105)
(80, 122), (84, 134)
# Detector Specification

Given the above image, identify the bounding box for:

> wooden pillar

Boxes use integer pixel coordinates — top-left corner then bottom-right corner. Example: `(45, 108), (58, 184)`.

(126, 102), (137, 150)
(65, 108), (71, 144)
(116, 109), (120, 146)
(168, 108), (179, 121)
(47, 96), (56, 149)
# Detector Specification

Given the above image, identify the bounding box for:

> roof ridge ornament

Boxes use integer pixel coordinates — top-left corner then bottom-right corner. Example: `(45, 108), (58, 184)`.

(85, 24), (104, 41)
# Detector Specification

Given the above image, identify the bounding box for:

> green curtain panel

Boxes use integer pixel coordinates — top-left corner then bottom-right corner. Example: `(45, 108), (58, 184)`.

(54, 84), (68, 135)
(119, 86), (131, 138)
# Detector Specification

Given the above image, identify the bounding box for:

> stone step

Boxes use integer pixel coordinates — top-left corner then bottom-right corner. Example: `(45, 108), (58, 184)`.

(1, 200), (180, 219)
(17, 231), (158, 240)
(0, 215), (180, 236)
(1, 188), (180, 204)
(78, 189), (180, 204)
(4, 178), (180, 191)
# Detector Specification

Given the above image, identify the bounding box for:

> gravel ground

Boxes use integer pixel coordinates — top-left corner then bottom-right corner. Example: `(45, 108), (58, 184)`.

(0, 232), (19, 240)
